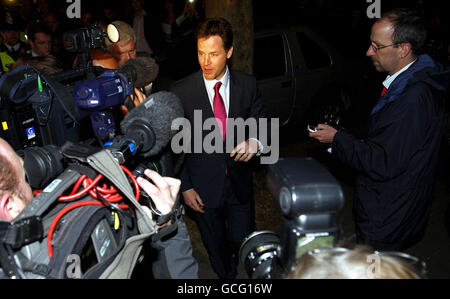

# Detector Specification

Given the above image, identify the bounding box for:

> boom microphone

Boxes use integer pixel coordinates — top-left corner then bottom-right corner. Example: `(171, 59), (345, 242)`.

(118, 55), (159, 88)
(120, 91), (184, 158)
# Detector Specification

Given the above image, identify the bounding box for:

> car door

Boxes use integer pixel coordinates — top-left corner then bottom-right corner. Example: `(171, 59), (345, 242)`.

(289, 28), (337, 122)
(254, 32), (295, 126)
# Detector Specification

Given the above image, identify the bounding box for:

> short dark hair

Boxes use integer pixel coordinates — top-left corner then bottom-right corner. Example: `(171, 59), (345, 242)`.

(195, 18), (233, 52)
(26, 22), (52, 42)
(380, 8), (427, 56)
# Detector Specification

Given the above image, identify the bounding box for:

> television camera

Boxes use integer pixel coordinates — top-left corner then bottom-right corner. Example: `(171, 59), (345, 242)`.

(0, 90), (184, 279)
(0, 23), (158, 151)
(239, 157), (345, 279)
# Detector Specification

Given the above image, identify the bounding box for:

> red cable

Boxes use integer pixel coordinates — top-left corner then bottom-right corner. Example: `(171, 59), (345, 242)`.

(47, 165), (141, 259)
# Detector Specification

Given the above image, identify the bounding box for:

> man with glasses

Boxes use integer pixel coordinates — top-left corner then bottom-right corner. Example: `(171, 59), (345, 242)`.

(309, 8), (449, 251)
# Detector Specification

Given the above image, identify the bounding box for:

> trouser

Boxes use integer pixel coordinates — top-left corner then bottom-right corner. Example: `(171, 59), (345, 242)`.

(195, 176), (255, 279)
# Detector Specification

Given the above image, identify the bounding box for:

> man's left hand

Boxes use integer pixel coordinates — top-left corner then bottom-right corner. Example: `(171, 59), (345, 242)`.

(230, 139), (259, 162)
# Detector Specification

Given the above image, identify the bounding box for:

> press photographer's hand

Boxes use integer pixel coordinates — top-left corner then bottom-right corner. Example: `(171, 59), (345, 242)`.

(136, 169), (181, 215)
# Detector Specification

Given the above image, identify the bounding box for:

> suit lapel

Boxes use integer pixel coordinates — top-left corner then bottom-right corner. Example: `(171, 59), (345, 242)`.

(194, 70), (215, 120)
(228, 70), (240, 120)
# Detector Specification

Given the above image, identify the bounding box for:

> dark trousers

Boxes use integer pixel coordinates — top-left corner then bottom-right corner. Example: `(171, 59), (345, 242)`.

(195, 176), (255, 279)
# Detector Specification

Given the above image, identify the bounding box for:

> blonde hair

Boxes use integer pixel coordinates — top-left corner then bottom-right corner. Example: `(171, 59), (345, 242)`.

(287, 246), (423, 279)
(104, 21), (136, 49)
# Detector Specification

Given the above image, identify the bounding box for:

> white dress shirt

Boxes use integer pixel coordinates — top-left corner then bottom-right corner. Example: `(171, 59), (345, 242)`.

(383, 59), (417, 89)
(202, 66), (263, 154)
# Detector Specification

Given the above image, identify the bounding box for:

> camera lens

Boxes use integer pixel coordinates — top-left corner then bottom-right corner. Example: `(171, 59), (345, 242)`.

(239, 231), (282, 279)
(19, 145), (64, 189)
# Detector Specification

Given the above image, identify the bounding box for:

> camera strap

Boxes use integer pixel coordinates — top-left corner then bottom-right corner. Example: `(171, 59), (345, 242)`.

(86, 149), (157, 235)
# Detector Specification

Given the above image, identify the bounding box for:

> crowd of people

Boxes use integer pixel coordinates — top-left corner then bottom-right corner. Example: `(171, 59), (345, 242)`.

(0, 0), (203, 73)
(1, 1), (448, 280)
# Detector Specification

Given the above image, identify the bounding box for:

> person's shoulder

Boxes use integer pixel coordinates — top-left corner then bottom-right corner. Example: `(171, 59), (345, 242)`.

(171, 71), (202, 91)
(230, 69), (256, 82)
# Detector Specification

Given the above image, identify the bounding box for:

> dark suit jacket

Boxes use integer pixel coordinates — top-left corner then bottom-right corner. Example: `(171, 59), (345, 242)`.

(332, 54), (448, 247)
(171, 69), (267, 209)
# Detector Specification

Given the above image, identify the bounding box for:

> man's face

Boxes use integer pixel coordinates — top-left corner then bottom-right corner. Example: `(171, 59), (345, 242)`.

(111, 39), (137, 67)
(0, 30), (20, 47)
(0, 140), (33, 220)
(366, 20), (402, 75)
(30, 32), (52, 57)
(132, 0), (143, 11)
(44, 14), (59, 33)
(197, 35), (233, 81)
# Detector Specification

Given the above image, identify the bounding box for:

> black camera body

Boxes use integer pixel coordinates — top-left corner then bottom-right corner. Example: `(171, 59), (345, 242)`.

(239, 158), (345, 279)
(63, 25), (107, 53)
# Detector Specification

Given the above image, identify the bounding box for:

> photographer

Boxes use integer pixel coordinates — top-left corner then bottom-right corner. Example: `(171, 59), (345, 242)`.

(0, 137), (197, 278)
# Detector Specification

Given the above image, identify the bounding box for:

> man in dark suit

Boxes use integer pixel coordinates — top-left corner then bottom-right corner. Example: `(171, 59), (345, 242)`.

(309, 8), (448, 251)
(171, 18), (267, 279)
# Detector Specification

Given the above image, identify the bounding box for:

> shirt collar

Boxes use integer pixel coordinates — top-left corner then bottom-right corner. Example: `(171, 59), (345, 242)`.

(383, 59), (417, 89)
(5, 43), (20, 52)
(203, 66), (230, 91)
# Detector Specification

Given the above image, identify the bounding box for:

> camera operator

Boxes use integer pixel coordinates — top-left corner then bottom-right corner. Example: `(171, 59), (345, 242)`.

(102, 20), (155, 114)
(0, 137), (197, 278)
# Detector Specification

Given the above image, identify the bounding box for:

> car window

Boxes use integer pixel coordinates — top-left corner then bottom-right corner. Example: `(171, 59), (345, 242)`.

(254, 35), (286, 80)
(296, 32), (331, 70)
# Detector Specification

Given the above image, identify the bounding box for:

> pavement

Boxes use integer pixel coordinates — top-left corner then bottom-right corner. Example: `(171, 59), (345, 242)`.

(184, 133), (450, 279)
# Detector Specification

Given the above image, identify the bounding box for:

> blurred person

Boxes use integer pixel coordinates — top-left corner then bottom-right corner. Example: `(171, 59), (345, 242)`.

(287, 247), (424, 279)
(161, 0), (200, 44)
(42, 12), (66, 67)
(10, 55), (63, 75)
(105, 20), (138, 68)
(103, 20), (154, 114)
(81, 10), (94, 26)
(26, 22), (53, 57)
(36, 0), (51, 22)
(309, 8), (449, 251)
(171, 18), (267, 279)
(0, 17), (30, 72)
(128, 0), (164, 57)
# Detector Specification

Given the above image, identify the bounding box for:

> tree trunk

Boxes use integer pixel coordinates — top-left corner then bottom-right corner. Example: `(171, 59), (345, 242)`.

(204, 0), (254, 74)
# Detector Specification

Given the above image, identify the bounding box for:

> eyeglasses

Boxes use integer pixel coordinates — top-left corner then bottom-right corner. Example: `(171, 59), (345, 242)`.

(370, 42), (402, 53)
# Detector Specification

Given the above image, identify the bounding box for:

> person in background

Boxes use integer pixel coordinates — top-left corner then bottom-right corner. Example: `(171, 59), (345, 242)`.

(0, 14), (29, 72)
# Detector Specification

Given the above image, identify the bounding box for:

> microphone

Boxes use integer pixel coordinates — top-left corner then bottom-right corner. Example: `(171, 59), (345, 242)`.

(118, 56), (159, 88)
(119, 91), (184, 158)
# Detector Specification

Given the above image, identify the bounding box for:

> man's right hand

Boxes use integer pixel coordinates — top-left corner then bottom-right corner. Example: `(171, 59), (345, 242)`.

(182, 189), (205, 214)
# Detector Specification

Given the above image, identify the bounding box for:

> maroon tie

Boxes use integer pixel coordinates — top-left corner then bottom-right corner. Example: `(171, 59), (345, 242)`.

(381, 86), (387, 97)
(213, 82), (227, 140)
